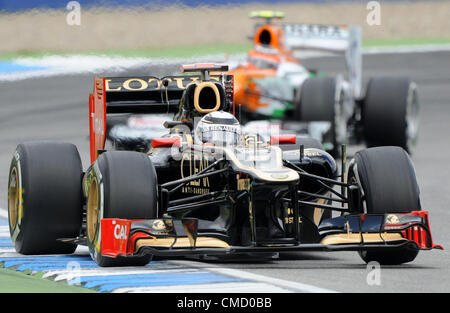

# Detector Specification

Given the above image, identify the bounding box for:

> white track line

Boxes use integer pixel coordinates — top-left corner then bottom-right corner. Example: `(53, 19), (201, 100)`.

(0, 226), (9, 238)
(0, 224), (13, 253)
(113, 281), (291, 293)
(170, 260), (337, 293)
(45, 268), (202, 281)
(0, 208), (8, 220)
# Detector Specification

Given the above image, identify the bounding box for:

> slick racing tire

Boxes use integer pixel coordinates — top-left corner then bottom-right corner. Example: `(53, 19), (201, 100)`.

(8, 142), (83, 255)
(363, 77), (419, 154)
(346, 146), (421, 265)
(295, 77), (346, 157)
(86, 151), (157, 267)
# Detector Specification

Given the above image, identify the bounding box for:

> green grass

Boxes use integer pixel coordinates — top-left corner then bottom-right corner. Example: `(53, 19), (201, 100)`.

(362, 37), (450, 47)
(0, 267), (95, 293)
(1, 37), (449, 61)
(0, 42), (253, 61)
(104, 42), (253, 58)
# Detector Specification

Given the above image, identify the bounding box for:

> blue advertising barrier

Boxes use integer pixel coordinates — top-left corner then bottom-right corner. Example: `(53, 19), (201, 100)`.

(0, 0), (418, 12)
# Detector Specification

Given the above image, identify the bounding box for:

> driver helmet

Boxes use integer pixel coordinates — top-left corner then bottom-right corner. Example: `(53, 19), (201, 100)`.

(194, 111), (241, 146)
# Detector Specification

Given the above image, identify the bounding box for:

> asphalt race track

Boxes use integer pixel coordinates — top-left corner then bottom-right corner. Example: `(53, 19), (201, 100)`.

(0, 51), (449, 292)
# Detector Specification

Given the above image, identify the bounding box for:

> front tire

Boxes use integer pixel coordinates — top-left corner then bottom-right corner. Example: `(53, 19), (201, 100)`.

(86, 151), (158, 267)
(347, 146), (421, 264)
(8, 142), (83, 255)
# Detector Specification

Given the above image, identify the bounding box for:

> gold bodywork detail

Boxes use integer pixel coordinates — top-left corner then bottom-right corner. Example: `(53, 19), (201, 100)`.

(237, 177), (250, 190)
(313, 208), (324, 226)
(193, 82), (221, 114)
(321, 233), (405, 245)
(180, 151), (211, 194)
(122, 78), (149, 91)
(136, 236), (230, 251)
(284, 217), (293, 224)
(313, 198), (326, 226)
(216, 146), (299, 182)
(105, 76), (221, 92)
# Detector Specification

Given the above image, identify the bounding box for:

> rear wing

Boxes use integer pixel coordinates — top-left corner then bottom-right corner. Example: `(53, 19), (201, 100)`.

(104, 75), (215, 114)
(89, 73), (233, 162)
(281, 23), (362, 98)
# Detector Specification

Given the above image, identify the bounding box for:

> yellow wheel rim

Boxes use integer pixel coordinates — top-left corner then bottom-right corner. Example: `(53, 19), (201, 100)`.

(87, 178), (99, 243)
(8, 167), (19, 230)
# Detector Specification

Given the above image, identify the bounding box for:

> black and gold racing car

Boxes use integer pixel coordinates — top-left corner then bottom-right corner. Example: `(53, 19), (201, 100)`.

(7, 64), (441, 267)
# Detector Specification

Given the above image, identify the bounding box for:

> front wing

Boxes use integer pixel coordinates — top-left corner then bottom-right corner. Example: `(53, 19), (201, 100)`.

(98, 211), (442, 260)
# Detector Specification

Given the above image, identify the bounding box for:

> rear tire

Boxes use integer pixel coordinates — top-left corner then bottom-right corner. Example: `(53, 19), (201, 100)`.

(86, 151), (157, 267)
(347, 146), (421, 264)
(8, 142), (83, 255)
(295, 77), (346, 157)
(363, 77), (419, 153)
